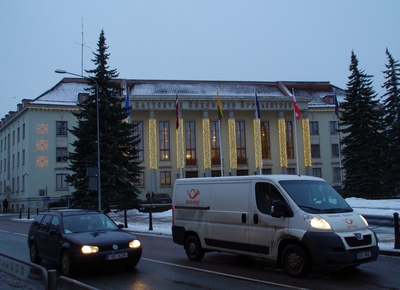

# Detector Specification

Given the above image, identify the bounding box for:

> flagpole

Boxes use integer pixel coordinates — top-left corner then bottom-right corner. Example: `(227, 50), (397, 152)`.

(218, 119), (223, 176)
(292, 88), (300, 175)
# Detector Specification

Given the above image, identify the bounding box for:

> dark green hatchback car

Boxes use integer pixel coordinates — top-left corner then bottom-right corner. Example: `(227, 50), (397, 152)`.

(27, 209), (142, 276)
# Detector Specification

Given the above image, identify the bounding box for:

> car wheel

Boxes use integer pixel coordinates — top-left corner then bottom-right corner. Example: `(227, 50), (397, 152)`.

(281, 244), (311, 278)
(185, 235), (204, 261)
(60, 251), (73, 277)
(29, 243), (42, 264)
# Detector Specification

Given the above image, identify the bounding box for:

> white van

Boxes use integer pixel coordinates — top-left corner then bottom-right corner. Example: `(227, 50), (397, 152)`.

(172, 175), (379, 277)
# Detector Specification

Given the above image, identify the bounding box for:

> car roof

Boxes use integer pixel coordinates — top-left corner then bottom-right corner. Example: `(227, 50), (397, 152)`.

(44, 209), (101, 217)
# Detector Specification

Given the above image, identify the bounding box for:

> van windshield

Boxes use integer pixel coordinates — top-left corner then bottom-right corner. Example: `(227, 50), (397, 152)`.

(279, 180), (352, 214)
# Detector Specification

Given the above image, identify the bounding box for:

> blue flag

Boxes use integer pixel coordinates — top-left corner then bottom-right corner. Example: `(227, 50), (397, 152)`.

(255, 92), (261, 119)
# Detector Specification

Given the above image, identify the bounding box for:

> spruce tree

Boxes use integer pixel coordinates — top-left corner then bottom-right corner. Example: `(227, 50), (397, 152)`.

(381, 48), (400, 195)
(340, 51), (384, 198)
(68, 30), (143, 210)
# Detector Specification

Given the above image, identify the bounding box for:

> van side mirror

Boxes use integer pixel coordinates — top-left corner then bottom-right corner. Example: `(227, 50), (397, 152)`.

(271, 200), (293, 218)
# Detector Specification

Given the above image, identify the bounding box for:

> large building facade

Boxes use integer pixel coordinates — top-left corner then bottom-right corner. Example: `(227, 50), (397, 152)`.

(0, 78), (344, 212)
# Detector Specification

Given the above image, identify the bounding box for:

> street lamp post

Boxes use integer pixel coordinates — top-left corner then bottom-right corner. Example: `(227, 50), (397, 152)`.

(55, 69), (102, 212)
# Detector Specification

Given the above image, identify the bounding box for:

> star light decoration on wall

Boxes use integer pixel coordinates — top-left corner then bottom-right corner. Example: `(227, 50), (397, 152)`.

(36, 156), (48, 167)
(36, 123), (48, 135)
(36, 140), (48, 151)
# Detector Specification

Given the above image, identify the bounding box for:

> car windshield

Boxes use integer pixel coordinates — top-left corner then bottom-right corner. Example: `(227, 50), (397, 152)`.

(279, 180), (353, 214)
(62, 213), (119, 234)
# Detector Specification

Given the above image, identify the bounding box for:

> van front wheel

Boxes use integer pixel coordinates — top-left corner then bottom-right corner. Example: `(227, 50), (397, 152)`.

(185, 235), (204, 261)
(281, 244), (311, 278)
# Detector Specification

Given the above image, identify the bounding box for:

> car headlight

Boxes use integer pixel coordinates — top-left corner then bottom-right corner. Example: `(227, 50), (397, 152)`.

(129, 239), (141, 248)
(304, 214), (332, 230)
(81, 245), (99, 254)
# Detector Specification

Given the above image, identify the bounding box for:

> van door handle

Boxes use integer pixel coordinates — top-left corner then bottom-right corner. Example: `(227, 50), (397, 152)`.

(241, 213), (247, 224)
(253, 214), (259, 224)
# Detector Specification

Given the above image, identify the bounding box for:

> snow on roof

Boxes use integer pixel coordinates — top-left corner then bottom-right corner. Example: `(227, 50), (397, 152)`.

(32, 81), (89, 106)
(131, 81), (285, 97)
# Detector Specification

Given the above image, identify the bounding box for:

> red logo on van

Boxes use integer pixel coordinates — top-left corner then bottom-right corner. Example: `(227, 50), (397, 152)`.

(344, 218), (353, 225)
(187, 189), (200, 199)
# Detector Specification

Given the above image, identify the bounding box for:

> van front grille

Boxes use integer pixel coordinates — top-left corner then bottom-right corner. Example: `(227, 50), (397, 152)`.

(345, 234), (372, 247)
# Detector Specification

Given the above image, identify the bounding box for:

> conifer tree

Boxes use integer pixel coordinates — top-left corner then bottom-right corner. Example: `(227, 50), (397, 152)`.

(340, 51), (384, 197)
(68, 30), (143, 210)
(381, 48), (400, 195)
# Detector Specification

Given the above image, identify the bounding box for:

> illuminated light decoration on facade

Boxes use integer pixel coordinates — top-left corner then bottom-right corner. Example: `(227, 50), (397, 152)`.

(36, 123), (48, 135)
(253, 118), (262, 169)
(148, 118), (157, 170)
(36, 156), (48, 167)
(278, 118), (288, 168)
(202, 118), (211, 169)
(36, 140), (48, 151)
(176, 119), (185, 169)
(228, 118), (237, 169)
(302, 118), (312, 167)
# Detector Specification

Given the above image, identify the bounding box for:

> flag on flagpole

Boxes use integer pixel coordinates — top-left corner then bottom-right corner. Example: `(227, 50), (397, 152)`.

(217, 91), (223, 120)
(175, 94), (179, 130)
(255, 92), (261, 119)
(334, 90), (339, 117)
(292, 92), (301, 120)
(125, 85), (130, 121)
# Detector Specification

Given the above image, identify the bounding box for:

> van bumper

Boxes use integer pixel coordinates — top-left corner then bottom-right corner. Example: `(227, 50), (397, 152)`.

(172, 225), (186, 245)
(302, 231), (379, 268)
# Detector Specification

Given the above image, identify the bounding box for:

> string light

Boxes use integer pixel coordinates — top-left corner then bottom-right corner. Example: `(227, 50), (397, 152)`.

(278, 118), (288, 168)
(228, 118), (237, 169)
(202, 118), (211, 169)
(302, 118), (312, 167)
(148, 119), (157, 170)
(253, 119), (262, 169)
(176, 119), (185, 169)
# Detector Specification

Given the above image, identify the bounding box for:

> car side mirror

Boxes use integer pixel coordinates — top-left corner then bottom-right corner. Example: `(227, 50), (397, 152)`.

(49, 229), (61, 236)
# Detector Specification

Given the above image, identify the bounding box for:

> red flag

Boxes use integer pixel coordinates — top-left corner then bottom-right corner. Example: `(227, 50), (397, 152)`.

(292, 94), (301, 120)
(175, 94), (179, 130)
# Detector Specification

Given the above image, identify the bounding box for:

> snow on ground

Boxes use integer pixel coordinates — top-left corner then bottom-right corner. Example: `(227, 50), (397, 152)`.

(109, 198), (400, 253)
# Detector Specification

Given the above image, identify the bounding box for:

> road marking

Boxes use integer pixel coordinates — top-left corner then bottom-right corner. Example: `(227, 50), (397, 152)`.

(142, 257), (309, 290)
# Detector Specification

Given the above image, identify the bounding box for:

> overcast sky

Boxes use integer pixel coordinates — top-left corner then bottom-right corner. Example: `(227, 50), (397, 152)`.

(1, 0), (400, 118)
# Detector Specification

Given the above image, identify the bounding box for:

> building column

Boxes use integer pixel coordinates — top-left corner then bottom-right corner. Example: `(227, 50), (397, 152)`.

(228, 111), (237, 176)
(202, 110), (211, 177)
(148, 110), (157, 194)
(278, 111), (288, 174)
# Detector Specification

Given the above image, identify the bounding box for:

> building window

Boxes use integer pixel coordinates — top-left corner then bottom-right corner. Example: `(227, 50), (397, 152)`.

(133, 122), (144, 161)
(13, 131), (15, 145)
(78, 93), (89, 104)
(56, 148), (68, 162)
(311, 144), (321, 158)
(287, 168), (296, 175)
(210, 121), (221, 165)
(236, 121), (247, 164)
(331, 144), (339, 158)
(22, 175), (25, 192)
(22, 150), (25, 165)
(185, 171), (198, 178)
(135, 172), (145, 186)
(56, 174), (68, 189)
(312, 168), (322, 178)
(56, 121), (68, 136)
(22, 124), (26, 139)
(159, 121), (170, 161)
(286, 121), (294, 159)
(310, 121), (319, 135)
(330, 121), (338, 135)
(261, 121), (271, 158)
(17, 127), (20, 142)
(185, 121), (196, 165)
(333, 167), (341, 181)
(160, 171), (171, 186)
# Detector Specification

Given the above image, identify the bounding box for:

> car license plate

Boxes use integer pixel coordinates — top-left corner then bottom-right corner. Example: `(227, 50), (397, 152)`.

(356, 251), (371, 260)
(106, 252), (128, 260)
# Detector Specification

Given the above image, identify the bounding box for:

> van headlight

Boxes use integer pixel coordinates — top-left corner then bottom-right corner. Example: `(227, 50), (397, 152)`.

(304, 214), (332, 230)
(359, 214), (369, 226)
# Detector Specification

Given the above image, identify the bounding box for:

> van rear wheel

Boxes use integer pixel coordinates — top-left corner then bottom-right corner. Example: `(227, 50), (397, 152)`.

(281, 244), (311, 278)
(185, 235), (204, 261)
